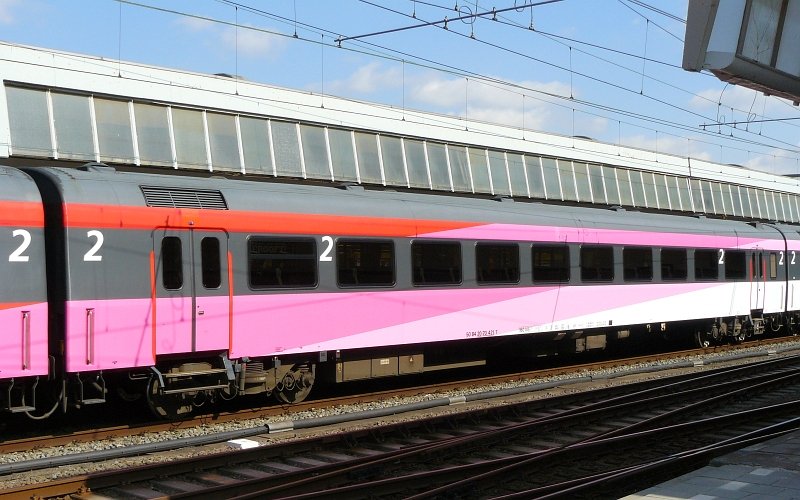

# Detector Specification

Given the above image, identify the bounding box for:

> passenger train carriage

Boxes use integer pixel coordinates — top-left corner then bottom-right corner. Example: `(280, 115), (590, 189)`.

(3, 163), (800, 418)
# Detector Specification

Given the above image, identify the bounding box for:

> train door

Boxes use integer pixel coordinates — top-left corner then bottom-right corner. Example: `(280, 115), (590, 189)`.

(153, 228), (230, 354)
(750, 249), (765, 311)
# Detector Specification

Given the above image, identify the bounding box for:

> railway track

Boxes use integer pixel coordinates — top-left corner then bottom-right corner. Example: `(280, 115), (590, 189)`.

(0, 337), (792, 455)
(5, 348), (800, 499)
(5, 338), (800, 498)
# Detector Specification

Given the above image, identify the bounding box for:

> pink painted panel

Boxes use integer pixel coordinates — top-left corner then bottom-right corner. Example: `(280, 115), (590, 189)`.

(229, 283), (721, 357)
(154, 295), (192, 355)
(65, 299), (155, 373)
(195, 295), (230, 352)
(0, 303), (48, 378)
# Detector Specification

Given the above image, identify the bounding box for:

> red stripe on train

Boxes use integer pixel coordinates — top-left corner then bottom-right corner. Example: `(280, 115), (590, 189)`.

(0, 202), (44, 227)
(0, 302), (40, 310)
(62, 204), (479, 236)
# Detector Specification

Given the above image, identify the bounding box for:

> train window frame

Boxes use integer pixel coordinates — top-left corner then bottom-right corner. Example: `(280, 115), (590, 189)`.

(661, 248), (688, 281)
(337, 239), (396, 288)
(724, 250), (746, 281)
(623, 247), (653, 282)
(248, 237), (318, 289)
(411, 240), (462, 287)
(200, 237), (222, 289)
(476, 242), (520, 285)
(161, 236), (183, 291)
(580, 245), (614, 282)
(694, 249), (719, 281)
(769, 252), (778, 279)
(532, 245), (570, 283)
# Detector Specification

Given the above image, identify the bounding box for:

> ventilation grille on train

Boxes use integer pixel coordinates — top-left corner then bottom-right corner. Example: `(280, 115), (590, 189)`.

(140, 186), (228, 210)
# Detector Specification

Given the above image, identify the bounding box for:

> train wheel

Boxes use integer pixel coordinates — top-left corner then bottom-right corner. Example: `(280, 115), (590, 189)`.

(274, 364), (315, 404)
(695, 330), (712, 348)
(146, 375), (194, 419)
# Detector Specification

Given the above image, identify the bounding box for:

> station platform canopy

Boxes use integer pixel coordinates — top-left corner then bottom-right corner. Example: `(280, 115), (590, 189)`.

(2, 41), (800, 224)
(684, 0), (800, 104)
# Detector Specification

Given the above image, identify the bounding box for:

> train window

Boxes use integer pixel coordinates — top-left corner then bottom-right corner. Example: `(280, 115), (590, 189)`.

(449, 145), (471, 192)
(589, 164), (606, 204)
(272, 121), (302, 177)
(404, 139), (430, 189)
(412, 241), (462, 286)
(558, 160), (578, 201)
(488, 150), (511, 196)
(623, 248), (653, 282)
(427, 142), (451, 191)
(580, 246), (613, 282)
(694, 250), (719, 280)
(201, 237), (221, 289)
(207, 112), (240, 172)
(328, 128), (358, 182)
(770, 253), (778, 279)
(526, 155), (546, 199)
(6, 86), (52, 156)
(381, 136), (407, 186)
(161, 237), (183, 290)
(52, 92), (95, 161)
(725, 250), (746, 280)
(249, 238), (317, 289)
(172, 108), (208, 169)
(508, 153), (530, 198)
(603, 166), (620, 205)
(300, 125), (331, 180)
(240, 117), (273, 175)
(134, 103), (174, 167)
(661, 249), (687, 281)
(574, 162), (592, 202)
(95, 98), (134, 164)
(337, 240), (395, 287)
(469, 148), (492, 194)
(541, 157), (562, 200)
(532, 245), (570, 283)
(476, 243), (519, 284)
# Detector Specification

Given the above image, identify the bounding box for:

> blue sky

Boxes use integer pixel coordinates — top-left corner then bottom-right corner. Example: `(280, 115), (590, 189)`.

(1, 0), (799, 175)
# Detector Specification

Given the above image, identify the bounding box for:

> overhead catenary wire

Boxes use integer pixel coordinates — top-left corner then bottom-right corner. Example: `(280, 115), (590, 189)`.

(114, 0), (800, 166)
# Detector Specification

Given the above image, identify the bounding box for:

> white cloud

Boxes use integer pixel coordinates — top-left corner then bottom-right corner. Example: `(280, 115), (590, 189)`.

(221, 26), (286, 57)
(408, 72), (574, 131)
(327, 62), (403, 94)
(175, 18), (285, 58)
(175, 16), (216, 33)
(0, 0), (21, 24)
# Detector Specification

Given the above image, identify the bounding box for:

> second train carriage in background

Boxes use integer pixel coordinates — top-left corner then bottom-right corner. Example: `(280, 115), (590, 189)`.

(4, 163), (800, 418)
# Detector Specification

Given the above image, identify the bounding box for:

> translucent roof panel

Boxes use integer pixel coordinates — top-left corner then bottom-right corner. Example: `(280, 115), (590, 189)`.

(52, 92), (95, 161)
(6, 86), (52, 157)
